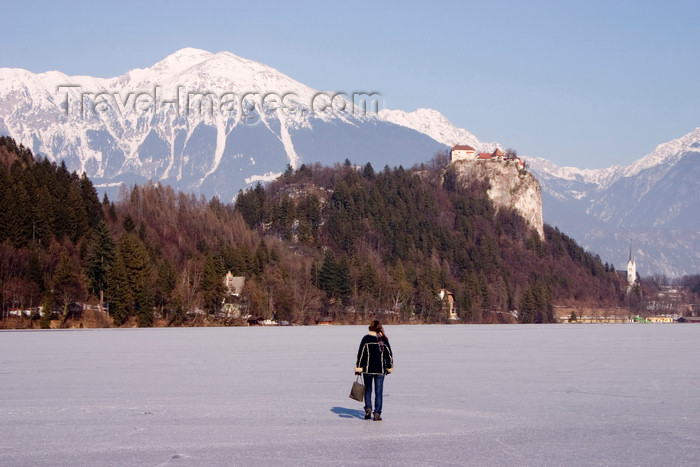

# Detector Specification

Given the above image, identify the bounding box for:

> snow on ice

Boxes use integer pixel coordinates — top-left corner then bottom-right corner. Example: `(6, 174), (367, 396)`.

(0, 324), (698, 466)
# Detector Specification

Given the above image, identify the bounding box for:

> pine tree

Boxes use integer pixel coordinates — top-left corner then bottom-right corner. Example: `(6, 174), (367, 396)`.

(273, 196), (295, 239)
(532, 280), (553, 323)
(235, 183), (266, 229)
(65, 184), (89, 243)
(519, 287), (535, 323)
(107, 252), (130, 326)
(122, 214), (136, 233)
(85, 220), (116, 309)
(201, 254), (225, 314)
(326, 181), (362, 252)
(358, 259), (379, 299)
(296, 194), (321, 245)
(128, 239), (154, 327)
(254, 240), (269, 274)
(79, 172), (103, 229)
(0, 171), (9, 243)
(155, 259), (176, 314)
(9, 182), (32, 247)
(319, 250), (338, 299)
(39, 293), (54, 329)
(414, 280), (441, 323)
(106, 234), (153, 326)
(479, 270), (491, 311)
(464, 271), (482, 322)
(28, 248), (44, 292)
(310, 260), (320, 288)
(337, 257), (352, 303)
(33, 185), (55, 246)
(389, 260), (412, 319)
(52, 252), (85, 318)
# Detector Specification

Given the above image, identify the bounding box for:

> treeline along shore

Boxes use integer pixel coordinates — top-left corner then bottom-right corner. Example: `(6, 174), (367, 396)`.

(2, 136), (683, 328)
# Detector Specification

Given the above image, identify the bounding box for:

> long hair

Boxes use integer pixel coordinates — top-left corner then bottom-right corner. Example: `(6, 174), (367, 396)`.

(369, 320), (387, 340)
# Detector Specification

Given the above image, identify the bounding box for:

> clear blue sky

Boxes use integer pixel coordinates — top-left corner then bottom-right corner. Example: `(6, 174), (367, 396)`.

(2, 0), (699, 168)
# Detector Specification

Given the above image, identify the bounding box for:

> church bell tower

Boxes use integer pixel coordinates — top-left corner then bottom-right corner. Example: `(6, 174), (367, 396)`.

(626, 244), (636, 286)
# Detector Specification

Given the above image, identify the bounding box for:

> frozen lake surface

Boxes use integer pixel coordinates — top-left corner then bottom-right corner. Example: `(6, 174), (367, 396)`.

(1, 324), (698, 466)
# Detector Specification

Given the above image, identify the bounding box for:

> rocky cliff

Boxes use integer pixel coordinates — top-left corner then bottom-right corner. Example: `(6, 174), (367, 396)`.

(451, 159), (544, 239)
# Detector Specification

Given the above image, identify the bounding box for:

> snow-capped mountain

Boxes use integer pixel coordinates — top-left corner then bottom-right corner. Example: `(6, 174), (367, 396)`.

(1, 48), (696, 276)
(0, 48), (496, 202)
(527, 128), (700, 277)
(378, 108), (498, 153)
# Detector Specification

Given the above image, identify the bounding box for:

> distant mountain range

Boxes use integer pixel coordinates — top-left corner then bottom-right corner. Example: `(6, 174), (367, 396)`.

(0, 48), (697, 276)
(0, 48), (496, 202)
(528, 128), (700, 277)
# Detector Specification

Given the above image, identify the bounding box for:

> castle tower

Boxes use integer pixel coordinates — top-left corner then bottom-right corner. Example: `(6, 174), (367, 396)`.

(626, 244), (636, 286)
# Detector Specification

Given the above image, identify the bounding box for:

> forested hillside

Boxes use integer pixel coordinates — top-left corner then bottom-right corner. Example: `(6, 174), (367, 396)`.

(0, 137), (630, 327)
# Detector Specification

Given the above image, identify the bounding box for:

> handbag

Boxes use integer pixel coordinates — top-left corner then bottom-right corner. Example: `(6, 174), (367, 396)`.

(349, 374), (365, 402)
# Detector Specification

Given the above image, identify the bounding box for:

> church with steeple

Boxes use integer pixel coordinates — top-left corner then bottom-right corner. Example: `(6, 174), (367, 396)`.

(626, 244), (637, 289)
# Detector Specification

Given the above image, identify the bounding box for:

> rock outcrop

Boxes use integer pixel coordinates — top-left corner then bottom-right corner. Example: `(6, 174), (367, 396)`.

(451, 159), (544, 239)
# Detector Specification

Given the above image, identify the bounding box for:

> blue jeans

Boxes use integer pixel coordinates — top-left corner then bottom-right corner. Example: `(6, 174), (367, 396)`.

(363, 374), (385, 414)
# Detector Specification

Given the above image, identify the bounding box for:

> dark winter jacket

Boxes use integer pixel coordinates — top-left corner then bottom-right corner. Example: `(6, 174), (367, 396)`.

(355, 331), (393, 375)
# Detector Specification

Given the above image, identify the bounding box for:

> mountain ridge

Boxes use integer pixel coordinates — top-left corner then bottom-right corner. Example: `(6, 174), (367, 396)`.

(1, 48), (497, 200)
(528, 126), (700, 190)
(527, 127), (700, 276)
(0, 48), (697, 276)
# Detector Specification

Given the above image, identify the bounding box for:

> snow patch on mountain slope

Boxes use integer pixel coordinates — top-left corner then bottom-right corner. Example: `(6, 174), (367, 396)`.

(142, 47), (214, 80)
(201, 116), (228, 184)
(623, 127), (700, 177)
(245, 171), (282, 184)
(378, 107), (498, 152)
(526, 157), (624, 189)
(528, 127), (700, 191)
(276, 108), (300, 169)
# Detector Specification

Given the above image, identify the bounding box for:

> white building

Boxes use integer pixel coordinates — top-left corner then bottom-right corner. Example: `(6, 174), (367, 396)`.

(222, 272), (246, 318)
(627, 245), (636, 287)
(224, 271), (245, 296)
(451, 144), (475, 162)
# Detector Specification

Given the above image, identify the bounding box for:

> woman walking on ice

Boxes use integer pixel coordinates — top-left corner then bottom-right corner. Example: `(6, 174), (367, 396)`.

(355, 320), (393, 421)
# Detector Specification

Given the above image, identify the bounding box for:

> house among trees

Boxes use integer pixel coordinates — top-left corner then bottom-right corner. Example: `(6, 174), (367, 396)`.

(0, 135), (657, 329)
(224, 271), (245, 296)
(222, 271), (246, 318)
(646, 315), (674, 323)
(439, 289), (458, 320)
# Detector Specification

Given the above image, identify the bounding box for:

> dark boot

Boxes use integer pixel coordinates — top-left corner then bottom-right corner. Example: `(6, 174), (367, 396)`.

(364, 408), (372, 420)
(373, 412), (382, 421)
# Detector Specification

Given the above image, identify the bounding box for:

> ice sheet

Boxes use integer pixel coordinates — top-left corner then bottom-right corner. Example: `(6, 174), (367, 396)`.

(1, 324), (698, 466)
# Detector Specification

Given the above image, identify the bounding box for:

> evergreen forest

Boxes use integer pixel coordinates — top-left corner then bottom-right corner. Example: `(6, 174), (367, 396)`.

(0, 136), (653, 327)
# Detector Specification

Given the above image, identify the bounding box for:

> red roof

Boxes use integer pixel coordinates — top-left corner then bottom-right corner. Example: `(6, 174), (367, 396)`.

(477, 152), (492, 159)
(452, 145), (475, 152)
(492, 148), (504, 157)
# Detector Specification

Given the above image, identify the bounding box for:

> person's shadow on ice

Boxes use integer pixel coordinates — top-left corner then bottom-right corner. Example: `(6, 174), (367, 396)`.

(331, 406), (365, 419)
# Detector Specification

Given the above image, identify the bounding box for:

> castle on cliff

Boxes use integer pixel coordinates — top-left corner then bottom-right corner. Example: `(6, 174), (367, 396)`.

(451, 145), (524, 168)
